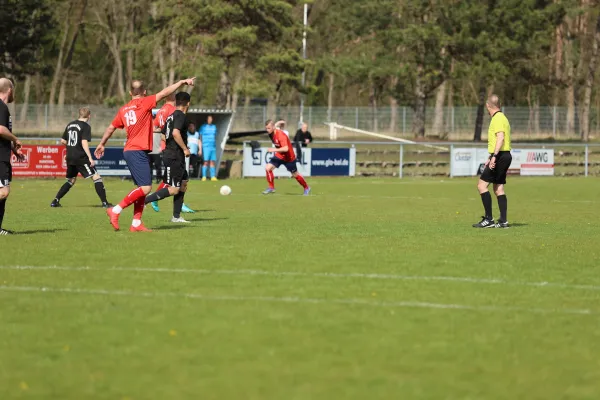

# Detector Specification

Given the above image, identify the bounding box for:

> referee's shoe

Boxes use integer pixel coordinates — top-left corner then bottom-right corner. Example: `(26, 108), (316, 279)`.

(472, 216), (496, 228)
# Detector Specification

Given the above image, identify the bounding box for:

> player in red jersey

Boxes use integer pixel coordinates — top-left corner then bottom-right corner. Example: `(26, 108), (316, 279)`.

(262, 119), (310, 195)
(95, 78), (195, 232)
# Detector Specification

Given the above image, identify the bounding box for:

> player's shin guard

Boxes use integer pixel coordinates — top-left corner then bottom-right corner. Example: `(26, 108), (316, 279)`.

(202, 165), (207, 178)
(266, 170), (275, 189)
(0, 198), (5, 230)
(144, 188), (171, 204)
(116, 187), (146, 213)
(93, 178), (108, 203)
(55, 180), (73, 200)
(173, 191), (185, 219)
(295, 174), (308, 189)
(210, 166), (216, 178)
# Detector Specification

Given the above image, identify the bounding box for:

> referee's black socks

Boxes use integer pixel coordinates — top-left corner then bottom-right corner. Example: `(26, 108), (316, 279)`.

(497, 194), (507, 222)
(480, 191), (493, 220)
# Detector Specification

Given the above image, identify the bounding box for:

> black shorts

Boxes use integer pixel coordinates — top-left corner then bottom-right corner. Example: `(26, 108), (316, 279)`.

(0, 161), (12, 188)
(480, 151), (512, 185)
(269, 156), (298, 173)
(66, 163), (97, 179)
(163, 158), (189, 188)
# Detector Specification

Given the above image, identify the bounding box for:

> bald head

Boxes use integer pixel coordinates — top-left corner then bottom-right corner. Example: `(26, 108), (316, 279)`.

(486, 94), (501, 116)
(0, 78), (15, 104)
(130, 80), (146, 97)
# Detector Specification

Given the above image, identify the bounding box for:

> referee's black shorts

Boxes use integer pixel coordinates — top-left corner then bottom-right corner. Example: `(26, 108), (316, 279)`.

(480, 151), (512, 185)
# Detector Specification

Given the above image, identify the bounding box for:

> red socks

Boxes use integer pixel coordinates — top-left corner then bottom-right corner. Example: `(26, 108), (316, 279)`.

(157, 182), (168, 191)
(266, 170), (275, 189)
(295, 174), (308, 189)
(118, 187), (147, 210)
(133, 197), (145, 220)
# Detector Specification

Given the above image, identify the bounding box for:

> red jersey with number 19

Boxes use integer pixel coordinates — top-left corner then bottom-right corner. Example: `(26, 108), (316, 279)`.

(271, 128), (296, 162)
(111, 95), (157, 151)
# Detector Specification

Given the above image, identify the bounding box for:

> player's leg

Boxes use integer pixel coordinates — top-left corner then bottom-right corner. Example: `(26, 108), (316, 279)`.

(172, 176), (190, 223)
(109, 151), (152, 231)
(208, 148), (217, 180)
(492, 153), (511, 228)
(289, 162), (310, 195)
(145, 162), (180, 205)
(0, 162), (13, 234)
(201, 148), (208, 181)
(52, 166), (78, 207)
(91, 172), (111, 207)
(473, 169), (495, 227)
(263, 161), (277, 194)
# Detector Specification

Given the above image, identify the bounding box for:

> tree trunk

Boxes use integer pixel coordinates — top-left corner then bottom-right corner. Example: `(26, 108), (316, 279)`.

(230, 62), (245, 111)
(216, 69), (231, 109)
(19, 75), (31, 123)
(369, 83), (378, 132)
(58, 75), (67, 106)
(412, 65), (426, 137)
(327, 73), (334, 122)
(389, 76), (398, 133)
(432, 80), (446, 136)
(581, 14), (600, 141)
(126, 14), (135, 85)
(157, 45), (168, 89)
(169, 30), (177, 85)
(554, 21), (564, 105)
(35, 74), (45, 127)
(565, 17), (576, 135)
(48, 3), (72, 108)
(473, 81), (486, 142)
(445, 60), (454, 134)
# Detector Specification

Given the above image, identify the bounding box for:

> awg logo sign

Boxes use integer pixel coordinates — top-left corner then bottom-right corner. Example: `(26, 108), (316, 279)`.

(11, 147), (32, 168)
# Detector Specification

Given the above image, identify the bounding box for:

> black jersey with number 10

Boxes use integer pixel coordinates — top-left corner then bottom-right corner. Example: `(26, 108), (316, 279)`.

(62, 120), (92, 165)
(162, 110), (188, 160)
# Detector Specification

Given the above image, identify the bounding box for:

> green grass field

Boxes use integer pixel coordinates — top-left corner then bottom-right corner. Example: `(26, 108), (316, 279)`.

(1, 176), (600, 399)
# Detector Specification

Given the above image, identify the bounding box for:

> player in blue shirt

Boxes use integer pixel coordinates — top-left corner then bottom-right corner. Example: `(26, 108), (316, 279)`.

(199, 115), (218, 181)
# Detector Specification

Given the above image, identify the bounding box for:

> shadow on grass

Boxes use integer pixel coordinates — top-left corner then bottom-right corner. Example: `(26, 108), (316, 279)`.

(187, 217), (229, 222)
(510, 223), (528, 228)
(17, 229), (68, 235)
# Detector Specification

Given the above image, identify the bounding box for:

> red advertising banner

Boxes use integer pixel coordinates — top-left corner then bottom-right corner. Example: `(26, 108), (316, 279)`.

(11, 145), (67, 177)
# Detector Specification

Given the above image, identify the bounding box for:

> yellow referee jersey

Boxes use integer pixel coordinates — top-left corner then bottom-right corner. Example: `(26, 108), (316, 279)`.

(488, 112), (511, 153)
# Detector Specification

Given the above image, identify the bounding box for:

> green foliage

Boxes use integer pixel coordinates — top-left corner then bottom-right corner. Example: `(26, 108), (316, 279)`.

(0, 0), (54, 77)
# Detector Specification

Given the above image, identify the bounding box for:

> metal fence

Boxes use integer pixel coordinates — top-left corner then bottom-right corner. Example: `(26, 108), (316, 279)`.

(8, 104), (600, 140)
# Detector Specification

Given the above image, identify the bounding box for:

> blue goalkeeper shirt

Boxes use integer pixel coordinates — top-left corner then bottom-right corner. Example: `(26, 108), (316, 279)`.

(200, 124), (217, 149)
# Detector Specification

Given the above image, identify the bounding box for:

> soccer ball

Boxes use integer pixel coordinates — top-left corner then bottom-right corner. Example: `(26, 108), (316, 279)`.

(220, 185), (232, 196)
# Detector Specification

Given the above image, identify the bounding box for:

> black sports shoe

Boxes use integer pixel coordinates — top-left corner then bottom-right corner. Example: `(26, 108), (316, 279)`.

(496, 220), (510, 229)
(0, 229), (14, 235)
(472, 216), (496, 228)
(102, 202), (113, 208)
(50, 199), (62, 207)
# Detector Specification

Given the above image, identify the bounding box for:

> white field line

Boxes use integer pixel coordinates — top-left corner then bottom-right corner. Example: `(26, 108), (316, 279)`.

(0, 285), (594, 316)
(3, 265), (600, 292)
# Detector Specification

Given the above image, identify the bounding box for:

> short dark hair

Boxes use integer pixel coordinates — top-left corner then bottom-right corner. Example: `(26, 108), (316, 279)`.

(175, 92), (191, 106)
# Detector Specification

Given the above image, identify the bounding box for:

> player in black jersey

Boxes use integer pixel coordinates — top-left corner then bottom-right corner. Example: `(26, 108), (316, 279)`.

(50, 107), (112, 208)
(144, 92), (191, 223)
(0, 78), (25, 235)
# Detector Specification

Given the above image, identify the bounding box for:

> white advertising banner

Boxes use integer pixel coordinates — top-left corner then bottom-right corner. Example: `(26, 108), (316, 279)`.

(451, 148), (554, 177)
(514, 149), (554, 176)
(243, 147), (312, 177)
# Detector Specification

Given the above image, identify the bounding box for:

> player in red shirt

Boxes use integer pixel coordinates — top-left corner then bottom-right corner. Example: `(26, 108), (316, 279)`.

(94, 78), (195, 232)
(262, 119), (310, 195)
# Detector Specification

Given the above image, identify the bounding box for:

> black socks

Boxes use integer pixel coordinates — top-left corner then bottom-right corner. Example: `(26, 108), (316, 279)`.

(497, 194), (507, 222)
(144, 187), (171, 204)
(0, 198), (5, 229)
(480, 191), (493, 220)
(173, 191), (185, 218)
(94, 178), (108, 204)
(55, 181), (73, 201)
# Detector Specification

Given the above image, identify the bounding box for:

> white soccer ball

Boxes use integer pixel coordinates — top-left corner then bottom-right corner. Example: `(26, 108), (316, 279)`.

(220, 185), (232, 196)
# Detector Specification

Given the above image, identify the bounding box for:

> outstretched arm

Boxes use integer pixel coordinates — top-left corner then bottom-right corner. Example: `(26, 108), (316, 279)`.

(94, 125), (117, 159)
(155, 78), (196, 102)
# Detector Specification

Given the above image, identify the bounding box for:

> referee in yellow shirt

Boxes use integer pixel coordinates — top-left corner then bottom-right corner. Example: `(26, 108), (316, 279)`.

(473, 95), (511, 229)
